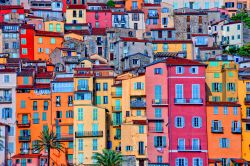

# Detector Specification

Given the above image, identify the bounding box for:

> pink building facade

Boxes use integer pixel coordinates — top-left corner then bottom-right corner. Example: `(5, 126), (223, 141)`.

(12, 154), (48, 166)
(146, 57), (208, 166)
(86, 10), (112, 28)
(146, 62), (169, 165)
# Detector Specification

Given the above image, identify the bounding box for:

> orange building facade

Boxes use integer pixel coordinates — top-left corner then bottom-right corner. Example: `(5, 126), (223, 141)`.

(34, 31), (63, 61)
(207, 102), (242, 166)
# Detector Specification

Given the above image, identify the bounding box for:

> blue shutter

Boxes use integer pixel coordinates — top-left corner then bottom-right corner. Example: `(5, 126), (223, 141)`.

(176, 159), (179, 166)
(181, 117), (185, 127)
(163, 136), (166, 147)
(134, 82), (137, 90)
(184, 158), (188, 166)
(192, 118), (194, 127)
(199, 118), (202, 128)
(9, 109), (12, 118)
(226, 139), (230, 148)
(2, 109), (5, 119)
(219, 139), (222, 148)
(154, 136), (157, 147)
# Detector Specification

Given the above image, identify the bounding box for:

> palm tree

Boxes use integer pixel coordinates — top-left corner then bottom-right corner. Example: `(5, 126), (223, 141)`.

(33, 128), (64, 166)
(92, 149), (122, 166)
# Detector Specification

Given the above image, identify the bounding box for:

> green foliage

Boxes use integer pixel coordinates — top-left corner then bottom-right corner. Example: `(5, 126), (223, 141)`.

(237, 44), (250, 56)
(231, 12), (250, 28)
(33, 129), (64, 166)
(107, 0), (115, 8)
(92, 149), (123, 166)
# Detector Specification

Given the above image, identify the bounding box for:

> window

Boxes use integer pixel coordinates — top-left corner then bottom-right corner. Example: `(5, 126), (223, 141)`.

(103, 83), (108, 91)
(192, 138), (200, 150)
(68, 142), (73, 149)
(45, 48), (50, 54)
(155, 121), (163, 132)
(56, 96), (61, 106)
(233, 107), (238, 115)
(175, 116), (185, 128)
(44, 101), (48, 110)
(212, 83), (222, 92)
(8, 142), (14, 153)
(192, 84), (200, 100)
(33, 101), (37, 110)
(237, 24), (240, 30)
(103, 96), (108, 104)
(93, 139), (98, 150)
(42, 112), (47, 121)
(136, 110), (141, 116)
(157, 156), (163, 163)
(93, 108), (98, 120)
(192, 117), (202, 128)
(78, 153), (84, 163)
(73, 10), (77, 17)
(51, 38), (56, 44)
(8, 126), (14, 136)
(56, 24), (61, 32)
(132, 59), (139, 65)
(21, 100), (26, 108)
(246, 123), (250, 131)
(227, 26), (230, 32)
(220, 138), (230, 148)
(56, 111), (62, 118)
(154, 136), (166, 147)
(134, 82), (144, 90)
(193, 158), (203, 166)
(154, 68), (162, 75)
(238, 35), (241, 39)
(176, 66), (184, 74)
(139, 125), (144, 133)
(162, 7), (169, 13)
(23, 77), (29, 85)
(2, 108), (12, 119)
(132, 1), (138, 9)
(21, 29), (26, 34)
(227, 83), (236, 91)
(176, 158), (187, 166)
(186, 16), (190, 22)
(22, 48), (28, 55)
(78, 108), (84, 120)
(223, 107), (228, 115)
(21, 38), (26, 45)
(153, 19), (158, 25)
(4, 75), (9, 83)
(214, 73), (220, 78)
(79, 10), (82, 17)
(155, 108), (162, 118)
(134, 23), (138, 30)
(38, 37), (43, 43)
(214, 106), (218, 114)
(175, 84), (183, 99)
(247, 108), (250, 118)
(190, 66), (198, 74)
(153, 44), (157, 51)
(66, 110), (73, 118)
(182, 44), (187, 51)
(33, 112), (39, 124)
(126, 146), (133, 151)
(49, 23), (53, 31)
(178, 138), (185, 150)
(96, 96), (101, 104)
(78, 139), (83, 150)
(198, 16), (202, 24)
(95, 83), (101, 91)
(163, 43), (168, 51)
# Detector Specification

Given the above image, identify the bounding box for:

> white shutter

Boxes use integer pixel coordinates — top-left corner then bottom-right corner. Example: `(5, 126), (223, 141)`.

(184, 158), (188, 166)
(181, 117), (185, 128)
(176, 158), (179, 166)
(199, 117), (202, 128)
(199, 158), (203, 166)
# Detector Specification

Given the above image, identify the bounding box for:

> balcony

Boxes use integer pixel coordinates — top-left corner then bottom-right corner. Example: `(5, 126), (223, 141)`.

(77, 86), (89, 91)
(75, 131), (103, 138)
(17, 121), (30, 128)
(152, 99), (168, 106)
(174, 98), (203, 104)
(19, 136), (31, 142)
(0, 96), (12, 103)
(112, 106), (121, 112)
(148, 13), (159, 18)
(148, 127), (163, 133)
(130, 100), (146, 108)
(232, 127), (241, 134)
(111, 92), (122, 97)
(211, 127), (224, 133)
(245, 98), (250, 104)
(20, 148), (29, 154)
(56, 134), (74, 141)
(177, 146), (201, 152)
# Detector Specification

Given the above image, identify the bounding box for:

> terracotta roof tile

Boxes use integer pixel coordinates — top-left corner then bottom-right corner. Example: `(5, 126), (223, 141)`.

(92, 28), (106, 35)
(35, 30), (64, 37)
(0, 5), (24, 10)
(12, 154), (41, 159)
(67, 4), (86, 9)
(120, 37), (149, 42)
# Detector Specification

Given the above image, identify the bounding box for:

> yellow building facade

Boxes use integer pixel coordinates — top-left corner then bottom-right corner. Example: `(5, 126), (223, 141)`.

(65, 5), (86, 24)
(119, 73), (147, 165)
(152, 41), (193, 59)
(44, 20), (64, 33)
(205, 60), (238, 102)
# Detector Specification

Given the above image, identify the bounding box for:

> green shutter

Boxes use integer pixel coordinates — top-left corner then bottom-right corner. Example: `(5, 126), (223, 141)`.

(163, 136), (166, 147)
(219, 83), (222, 92)
(96, 96), (101, 104)
(142, 83), (144, 89)
(154, 136), (157, 147)
(134, 82), (137, 90)
(211, 83), (215, 92)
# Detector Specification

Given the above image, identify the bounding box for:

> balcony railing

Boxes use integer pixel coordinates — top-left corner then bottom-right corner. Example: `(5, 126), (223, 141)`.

(174, 98), (203, 104)
(111, 92), (122, 97)
(19, 136), (31, 142)
(0, 96), (12, 103)
(75, 131), (103, 138)
(232, 127), (241, 134)
(148, 127), (163, 133)
(245, 98), (250, 104)
(148, 13), (159, 18)
(56, 134), (74, 141)
(112, 106), (121, 112)
(17, 121), (30, 128)
(130, 100), (146, 108)
(211, 127), (224, 133)
(177, 145), (201, 151)
(152, 99), (168, 106)
(77, 86), (89, 91)
(247, 88), (250, 92)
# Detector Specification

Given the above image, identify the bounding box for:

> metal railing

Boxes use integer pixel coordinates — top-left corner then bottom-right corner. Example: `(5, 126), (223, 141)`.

(75, 131), (103, 138)
(152, 99), (168, 105)
(211, 127), (224, 133)
(174, 98), (203, 104)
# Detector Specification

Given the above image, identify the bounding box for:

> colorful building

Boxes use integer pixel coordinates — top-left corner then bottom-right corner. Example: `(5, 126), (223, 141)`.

(145, 60), (169, 165)
(207, 102), (243, 166)
(44, 20), (64, 33)
(142, 3), (161, 32)
(86, 9), (112, 28)
(65, 5), (87, 24)
(34, 31), (64, 61)
(0, 68), (17, 166)
(205, 60), (238, 102)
